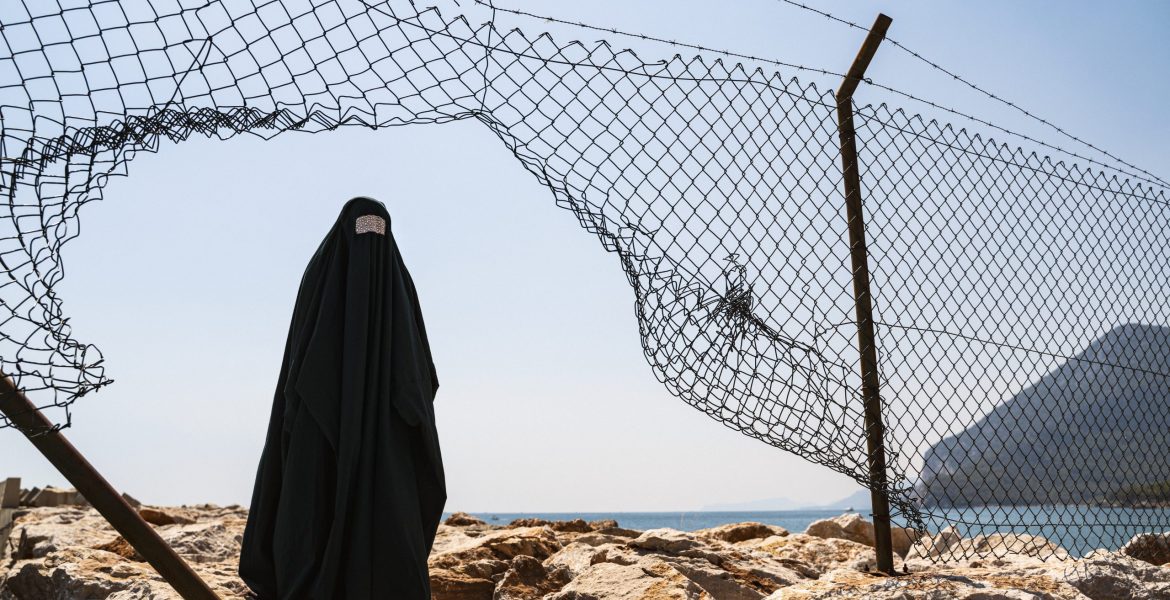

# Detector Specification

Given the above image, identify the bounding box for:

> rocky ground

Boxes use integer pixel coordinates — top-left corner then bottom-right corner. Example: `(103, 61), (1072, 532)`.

(3, 499), (1170, 599)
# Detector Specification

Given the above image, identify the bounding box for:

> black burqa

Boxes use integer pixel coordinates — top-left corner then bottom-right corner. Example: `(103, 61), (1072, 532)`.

(239, 197), (446, 599)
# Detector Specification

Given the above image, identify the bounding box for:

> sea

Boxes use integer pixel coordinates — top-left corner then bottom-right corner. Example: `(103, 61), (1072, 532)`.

(443, 506), (1170, 556)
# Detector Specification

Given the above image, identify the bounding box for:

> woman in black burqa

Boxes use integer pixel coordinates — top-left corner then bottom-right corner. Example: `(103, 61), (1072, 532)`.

(239, 196), (446, 599)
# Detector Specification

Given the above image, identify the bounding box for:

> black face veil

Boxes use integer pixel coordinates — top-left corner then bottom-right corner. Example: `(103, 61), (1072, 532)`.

(239, 197), (445, 599)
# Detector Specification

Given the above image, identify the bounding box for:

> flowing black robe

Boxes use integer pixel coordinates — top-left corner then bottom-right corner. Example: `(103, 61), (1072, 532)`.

(239, 196), (445, 599)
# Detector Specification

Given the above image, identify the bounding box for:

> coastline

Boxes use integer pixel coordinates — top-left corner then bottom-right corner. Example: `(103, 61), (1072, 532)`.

(3, 498), (1170, 598)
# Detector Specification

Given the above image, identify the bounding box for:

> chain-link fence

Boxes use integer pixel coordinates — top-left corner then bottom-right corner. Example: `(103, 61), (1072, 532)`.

(1, 0), (1167, 563)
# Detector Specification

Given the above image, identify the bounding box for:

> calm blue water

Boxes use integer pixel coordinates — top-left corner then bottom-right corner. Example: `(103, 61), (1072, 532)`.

(445, 509), (846, 533)
(444, 507), (1170, 556)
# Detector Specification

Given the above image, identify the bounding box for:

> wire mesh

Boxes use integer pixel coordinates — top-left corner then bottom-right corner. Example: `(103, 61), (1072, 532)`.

(1, 0), (1168, 562)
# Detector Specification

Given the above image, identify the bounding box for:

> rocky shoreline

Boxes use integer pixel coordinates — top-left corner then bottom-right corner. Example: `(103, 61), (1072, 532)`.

(2, 496), (1170, 598)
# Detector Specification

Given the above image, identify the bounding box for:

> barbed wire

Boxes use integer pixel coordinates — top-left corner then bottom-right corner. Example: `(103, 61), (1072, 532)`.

(772, 0), (1170, 188)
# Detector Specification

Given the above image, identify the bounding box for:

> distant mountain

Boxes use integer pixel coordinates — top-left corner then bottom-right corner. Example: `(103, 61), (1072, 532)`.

(918, 324), (1170, 507)
(805, 489), (871, 511)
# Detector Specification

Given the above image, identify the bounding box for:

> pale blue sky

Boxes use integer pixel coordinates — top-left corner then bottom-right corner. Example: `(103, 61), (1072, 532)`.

(2, 0), (1167, 511)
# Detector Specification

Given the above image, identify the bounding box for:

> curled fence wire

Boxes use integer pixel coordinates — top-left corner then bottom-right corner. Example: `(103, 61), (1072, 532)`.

(1, 0), (1168, 562)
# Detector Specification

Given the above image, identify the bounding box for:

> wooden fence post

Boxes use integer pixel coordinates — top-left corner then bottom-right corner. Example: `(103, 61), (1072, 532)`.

(0, 374), (221, 599)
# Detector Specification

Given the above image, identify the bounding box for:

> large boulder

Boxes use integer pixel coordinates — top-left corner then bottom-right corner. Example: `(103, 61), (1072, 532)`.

(803, 513), (918, 556)
(1055, 551), (1170, 599)
(905, 525), (962, 561)
(445, 512), (488, 527)
(544, 542), (612, 577)
(493, 555), (573, 599)
(767, 565), (1088, 599)
(429, 568), (497, 600)
(752, 533), (898, 575)
(546, 556), (714, 600)
(805, 513), (875, 547)
(695, 522), (787, 544)
(429, 525), (563, 564)
(927, 533), (1070, 564)
(1119, 532), (1170, 566)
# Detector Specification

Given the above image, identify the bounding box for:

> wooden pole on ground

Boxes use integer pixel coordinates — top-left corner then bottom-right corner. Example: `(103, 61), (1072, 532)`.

(0, 373), (221, 599)
(834, 12), (897, 576)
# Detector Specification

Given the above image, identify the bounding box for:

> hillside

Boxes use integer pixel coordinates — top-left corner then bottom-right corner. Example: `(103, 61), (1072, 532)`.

(918, 324), (1170, 507)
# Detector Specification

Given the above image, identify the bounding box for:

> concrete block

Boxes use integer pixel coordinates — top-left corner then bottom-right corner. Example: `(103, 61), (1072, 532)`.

(1, 477), (19, 508)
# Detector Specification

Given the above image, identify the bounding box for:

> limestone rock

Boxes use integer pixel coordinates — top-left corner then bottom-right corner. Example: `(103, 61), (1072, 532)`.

(139, 507), (196, 526)
(7, 506), (119, 559)
(507, 518), (593, 533)
(769, 566), (1087, 600)
(8, 507), (1170, 600)
(544, 542), (612, 577)
(493, 554), (573, 599)
(695, 522), (788, 544)
(546, 556), (714, 600)
(430, 525), (563, 564)
(933, 533), (1070, 563)
(627, 528), (706, 554)
(446, 511), (488, 527)
(805, 513), (875, 547)
(1119, 532), (1170, 566)
(430, 568), (497, 600)
(905, 525), (962, 561)
(3, 545), (243, 599)
(753, 533), (900, 575)
(1054, 552), (1170, 599)
(591, 525), (643, 538)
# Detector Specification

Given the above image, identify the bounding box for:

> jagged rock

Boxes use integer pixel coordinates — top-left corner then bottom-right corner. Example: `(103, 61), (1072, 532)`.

(805, 513), (875, 546)
(550, 519), (593, 534)
(588, 519), (619, 530)
(9, 507), (1170, 599)
(591, 525), (642, 538)
(446, 511), (488, 526)
(768, 566), (1087, 599)
(1055, 552), (1170, 599)
(627, 528), (706, 554)
(430, 525), (563, 564)
(803, 513), (919, 557)
(158, 520), (243, 564)
(695, 522), (787, 544)
(1119, 532), (1170, 566)
(752, 533), (899, 575)
(544, 542), (612, 577)
(493, 555), (573, 599)
(905, 525), (961, 560)
(621, 529), (808, 598)
(509, 518), (553, 528)
(2, 545), (241, 600)
(931, 533), (1069, 563)
(92, 536), (145, 562)
(507, 518), (592, 533)
(430, 568), (497, 600)
(7, 506), (119, 558)
(139, 507), (196, 526)
(546, 556), (714, 600)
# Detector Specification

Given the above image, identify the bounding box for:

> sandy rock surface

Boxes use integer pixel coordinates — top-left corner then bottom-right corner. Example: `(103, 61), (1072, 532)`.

(4, 504), (1170, 599)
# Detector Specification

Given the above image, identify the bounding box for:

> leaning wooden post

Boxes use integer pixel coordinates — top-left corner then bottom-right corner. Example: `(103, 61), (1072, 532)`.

(835, 13), (896, 576)
(0, 373), (221, 600)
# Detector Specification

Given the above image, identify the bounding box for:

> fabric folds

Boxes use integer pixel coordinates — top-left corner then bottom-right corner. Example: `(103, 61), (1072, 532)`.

(239, 196), (445, 599)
